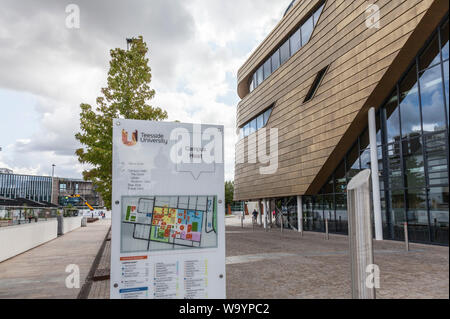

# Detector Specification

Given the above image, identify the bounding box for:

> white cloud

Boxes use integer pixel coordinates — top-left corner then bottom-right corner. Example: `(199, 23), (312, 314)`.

(0, 0), (289, 181)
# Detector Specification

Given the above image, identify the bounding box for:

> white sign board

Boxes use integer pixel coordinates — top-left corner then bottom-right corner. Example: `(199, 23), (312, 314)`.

(110, 119), (225, 299)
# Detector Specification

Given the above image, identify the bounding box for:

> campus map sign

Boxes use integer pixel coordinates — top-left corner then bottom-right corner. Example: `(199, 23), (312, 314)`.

(110, 119), (225, 299)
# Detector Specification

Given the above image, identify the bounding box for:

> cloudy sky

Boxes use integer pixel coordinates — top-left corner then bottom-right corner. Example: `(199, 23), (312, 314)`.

(0, 0), (290, 180)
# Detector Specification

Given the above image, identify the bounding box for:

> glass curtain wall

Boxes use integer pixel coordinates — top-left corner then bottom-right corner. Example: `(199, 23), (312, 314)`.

(0, 173), (52, 202)
(302, 16), (449, 245)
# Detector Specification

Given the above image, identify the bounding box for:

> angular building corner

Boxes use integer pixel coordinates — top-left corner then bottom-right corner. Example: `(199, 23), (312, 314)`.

(234, 0), (449, 245)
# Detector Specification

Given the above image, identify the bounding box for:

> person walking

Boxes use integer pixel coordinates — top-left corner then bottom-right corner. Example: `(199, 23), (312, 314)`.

(252, 209), (258, 224)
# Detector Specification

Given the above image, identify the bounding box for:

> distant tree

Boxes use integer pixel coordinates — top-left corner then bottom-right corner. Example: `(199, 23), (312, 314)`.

(75, 36), (168, 210)
(225, 181), (234, 207)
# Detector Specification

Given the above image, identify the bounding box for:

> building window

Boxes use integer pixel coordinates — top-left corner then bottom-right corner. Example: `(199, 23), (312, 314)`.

(303, 65), (329, 102)
(238, 105), (274, 140)
(263, 59), (272, 81)
(247, 1), (325, 92)
(301, 15), (314, 46)
(290, 29), (301, 56)
(271, 50), (280, 72)
(60, 183), (66, 191)
(256, 66), (263, 86)
(280, 40), (290, 65)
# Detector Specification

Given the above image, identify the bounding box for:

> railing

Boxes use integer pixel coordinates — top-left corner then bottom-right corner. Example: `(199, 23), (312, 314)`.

(0, 206), (80, 227)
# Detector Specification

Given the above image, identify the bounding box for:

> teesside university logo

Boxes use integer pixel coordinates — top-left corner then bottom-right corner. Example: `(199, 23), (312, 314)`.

(122, 129), (138, 146)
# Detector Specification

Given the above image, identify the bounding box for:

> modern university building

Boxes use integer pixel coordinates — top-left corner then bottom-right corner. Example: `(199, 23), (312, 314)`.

(0, 172), (104, 208)
(234, 0), (449, 245)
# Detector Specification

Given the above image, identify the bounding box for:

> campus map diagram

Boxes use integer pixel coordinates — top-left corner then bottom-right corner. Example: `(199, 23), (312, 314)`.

(120, 196), (218, 253)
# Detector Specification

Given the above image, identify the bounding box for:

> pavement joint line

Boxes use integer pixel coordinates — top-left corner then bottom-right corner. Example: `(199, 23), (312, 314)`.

(225, 249), (426, 265)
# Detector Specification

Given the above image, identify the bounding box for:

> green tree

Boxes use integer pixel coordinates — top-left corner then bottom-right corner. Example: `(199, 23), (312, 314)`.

(75, 36), (168, 209)
(225, 180), (234, 207)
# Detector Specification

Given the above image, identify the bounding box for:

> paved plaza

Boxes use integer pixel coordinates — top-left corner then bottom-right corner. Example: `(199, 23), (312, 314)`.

(90, 215), (449, 299)
(0, 219), (111, 299)
(225, 216), (449, 299)
(0, 215), (447, 299)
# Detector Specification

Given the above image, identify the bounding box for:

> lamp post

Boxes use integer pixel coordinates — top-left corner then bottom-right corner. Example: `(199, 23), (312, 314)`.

(126, 38), (133, 50)
(51, 164), (56, 204)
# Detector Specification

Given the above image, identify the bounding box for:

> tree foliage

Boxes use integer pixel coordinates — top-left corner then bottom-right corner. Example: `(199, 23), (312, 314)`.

(75, 36), (168, 209)
(225, 180), (234, 207)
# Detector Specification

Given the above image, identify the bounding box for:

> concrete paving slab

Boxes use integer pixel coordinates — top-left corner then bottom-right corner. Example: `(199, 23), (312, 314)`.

(0, 219), (111, 299)
(86, 223), (448, 299)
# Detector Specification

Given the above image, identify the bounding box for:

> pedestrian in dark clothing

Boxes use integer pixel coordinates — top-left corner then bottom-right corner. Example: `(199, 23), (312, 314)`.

(252, 209), (258, 221)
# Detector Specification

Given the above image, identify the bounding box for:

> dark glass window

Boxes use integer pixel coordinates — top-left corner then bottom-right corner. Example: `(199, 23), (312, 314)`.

(301, 16), (314, 46)
(323, 194), (335, 231)
(323, 177), (334, 194)
(428, 186), (449, 245)
(402, 137), (425, 189)
(256, 66), (263, 86)
(280, 39), (290, 65)
(263, 108), (272, 125)
(419, 64), (446, 132)
(360, 148), (372, 170)
(256, 114), (264, 130)
(263, 59), (271, 80)
(444, 60), (449, 122)
(271, 50), (280, 72)
(244, 123), (249, 137)
(240, 107), (273, 140)
(399, 66), (421, 138)
(284, 0), (296, 17)
(314, 195), (324, 232)
(405, 188), (429, 242)
(441, 19), (449, 61)
(425, 132), (448, 186)
(385, 92), (400, 143)
(249, 118), (257, 134)
(419, 34), (440, 70)
(248, 3), (325, 92)
(376, 111), (382, 145)
(390, 189), (406, 236)
(359, 129), (369, 152)
(387, 141), (403, 190)
(346, 143), (360, 180)
(304, 66), (328, 102)
(335, 194), (347, 234)
(313, 4), (324, 26)
(334, 161), (346, 193)
(290, 29), (301, 55)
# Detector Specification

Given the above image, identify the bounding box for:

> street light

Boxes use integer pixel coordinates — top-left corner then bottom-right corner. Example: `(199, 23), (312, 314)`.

(51, 164), (56, 204)
(126, 38), (133, 50)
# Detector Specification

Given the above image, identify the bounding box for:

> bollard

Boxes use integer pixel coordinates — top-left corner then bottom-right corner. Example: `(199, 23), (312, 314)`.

(297, 196), (304, 237)
(325, 218), (329, 240)
(347, 169), (376, 299)
(280, 212), (283, 234)
(404, 222), (409, 252)
(241, 212), (244, 229)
